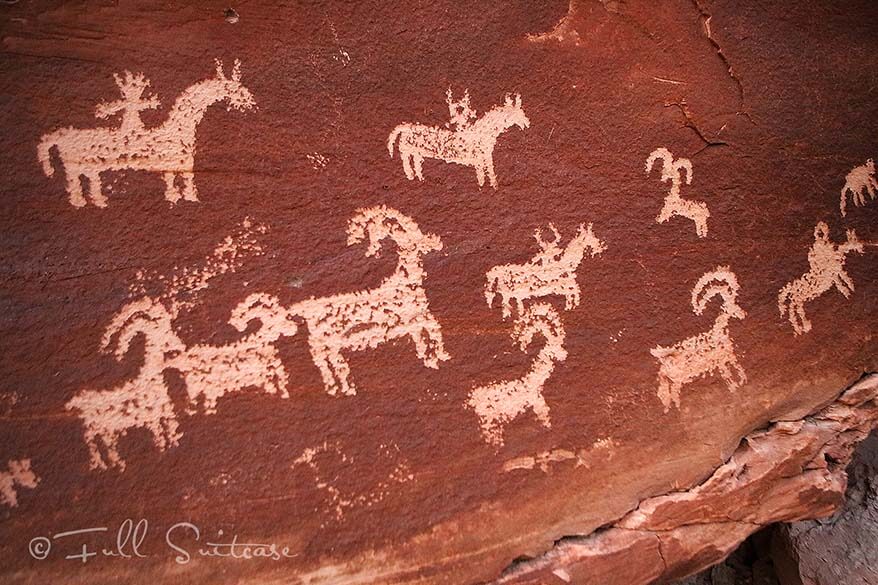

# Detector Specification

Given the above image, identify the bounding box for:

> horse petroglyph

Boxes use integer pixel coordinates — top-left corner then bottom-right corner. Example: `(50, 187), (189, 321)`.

(288, 206), (449, 396)
(651, 267), (747, 412)
(485, 223), (606, 318)
(778, 222), (866, 335)
(387, 90), (530, 188)
(0, 459), (39, 508)
(468, 303), (567, 447)
(38, 59), (255, 208)
(840, 158), (877, 217)
(646, 147), (710, 238)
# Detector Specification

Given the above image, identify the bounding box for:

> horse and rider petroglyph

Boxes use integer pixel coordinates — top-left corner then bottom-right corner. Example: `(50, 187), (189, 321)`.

(287, 206), (450, 397)
(646, 147), (710, 238)
(468, 303), (567, 446)
(387, 90), (530, 188)
(840, 158), (878, 217)
(778, 222), (868, 335)
(485, 223), (606, 318)
(650, 267), (747, 412)
(38, 59), (255, 208)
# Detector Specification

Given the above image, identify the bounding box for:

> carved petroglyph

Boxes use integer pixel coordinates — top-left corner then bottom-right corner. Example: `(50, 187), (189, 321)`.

(66, 221), (269, 471)
(38, 59), (255, 208)
(502, 438), (618, 473)
(170, 293), (299, 415)
(65, 298), (184, 471)
(468, 303), (567, 446)
(292, 442), (414, 523)
(651, 267), (747, 412)
(778, 222), (866, 335)
(526, 0), (582, 46)
(646, 147), (710, 238)
(0, 459), (39, 508)
(840, 158), (877, 216)
(288, 206), (449, 396)
(485, 223), (606, 318)
(387, 91), (530, 188)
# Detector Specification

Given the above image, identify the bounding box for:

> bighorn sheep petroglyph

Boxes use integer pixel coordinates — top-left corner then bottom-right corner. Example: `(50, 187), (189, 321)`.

(38, 59), (255, 207)
(387, 91), (530, 188)
(651, 267), (747, 412)
(840, 158), (877, 217)
(468, 303), (567, 446)
(646, 147), (710, 238)
(485, 223), (606, 318)
(288, 206), (449, 396)
(778, 222), (866, 335)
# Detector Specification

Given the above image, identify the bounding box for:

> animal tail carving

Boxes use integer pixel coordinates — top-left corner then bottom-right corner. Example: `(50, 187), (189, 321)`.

(840, 185), (849, 217)
(37, 133), (57, 177)
(387, 125), (405, 158)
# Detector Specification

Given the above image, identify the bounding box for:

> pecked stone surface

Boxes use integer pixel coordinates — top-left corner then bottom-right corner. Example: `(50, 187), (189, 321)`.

(1, 1), (877, 584)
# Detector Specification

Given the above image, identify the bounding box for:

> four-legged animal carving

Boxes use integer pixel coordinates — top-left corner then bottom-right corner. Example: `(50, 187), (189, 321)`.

(485, 223), (605, 318)
(468, 303), (567, 446)
(778, 222), (865, 335)
(170, 293), (299, 415)
(651, 267), (747, 412)
(646, 147), (710, 238)
(840, 158), (877, 216)
(65, 299), (184, 470)
(288, 206), (450, 396)
(38, 59), (255, 208)
(0, 459), (39, 508)
(388, 92), (530, 188)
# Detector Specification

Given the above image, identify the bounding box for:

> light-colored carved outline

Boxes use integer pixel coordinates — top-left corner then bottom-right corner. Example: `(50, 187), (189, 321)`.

(37, 59), (255, 208)
(778, 222), (865, 335)
(388, 91), (530, 189)
(651, 267), (747, 412)
(0, 459), (39, 508)
(646, 147), (710, 238)
(840, 158), (877, 217)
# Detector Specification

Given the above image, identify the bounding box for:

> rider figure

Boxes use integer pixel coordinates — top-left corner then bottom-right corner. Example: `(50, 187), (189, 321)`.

(95, 71), (160, 134)
(445, 88), (476, 131)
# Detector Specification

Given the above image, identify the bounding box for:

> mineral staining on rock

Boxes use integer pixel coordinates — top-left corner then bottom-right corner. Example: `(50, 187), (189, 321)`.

(0, 460), (39, 508)
(650, 267), (747, 412)
(37, 59), (255, 208)
(778, 222), (866, 336)
(387, 91), (530, 188)
(645, 147), (710, 238)
(840, 158), (878, 217)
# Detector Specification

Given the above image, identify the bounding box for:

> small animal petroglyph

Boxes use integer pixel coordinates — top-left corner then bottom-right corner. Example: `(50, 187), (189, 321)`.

(651, 267), (747, 412)
(387, 90), (530, 188)
(485, 223), (606, 318)
(778, 222), (865, 335)
(65, 298), (184, 471)
(840, 158), (877, 217)
(170, 293), (299, 415)
(646, 147), (710, 238)
(0, 459), (39, 508)
(38, 59), (255, 208)
(288, 206), (449, 396)
(468, 303), (567, 446)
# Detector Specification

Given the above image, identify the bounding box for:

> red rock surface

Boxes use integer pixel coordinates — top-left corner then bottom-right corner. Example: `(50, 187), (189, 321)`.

(1, 1), (877, 584)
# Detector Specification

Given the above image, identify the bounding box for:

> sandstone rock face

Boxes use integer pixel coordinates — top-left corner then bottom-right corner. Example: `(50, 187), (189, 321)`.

(1, 1), (877, 584)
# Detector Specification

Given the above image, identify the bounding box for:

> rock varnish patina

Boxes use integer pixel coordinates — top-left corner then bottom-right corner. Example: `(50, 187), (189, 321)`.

(1, 1), (877, 583)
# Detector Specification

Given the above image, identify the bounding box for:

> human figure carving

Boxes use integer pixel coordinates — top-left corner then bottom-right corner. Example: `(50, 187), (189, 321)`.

(485, 223), (606, 318)
(645, 147), (710, 238)
(840, 158), (877, 217)
(387, 92), (530, 188)
(288, 206), (449, 396)
(650, 267), (747, 412)
(468, 303), (567, 446)
(445, 88), (476, 130)
(169, 293), (300, 415)
(0, 459), (39, 508)
(65, 299), (184, 471)
(778, 222), (865, 335)
(38, 59), (255, 208)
